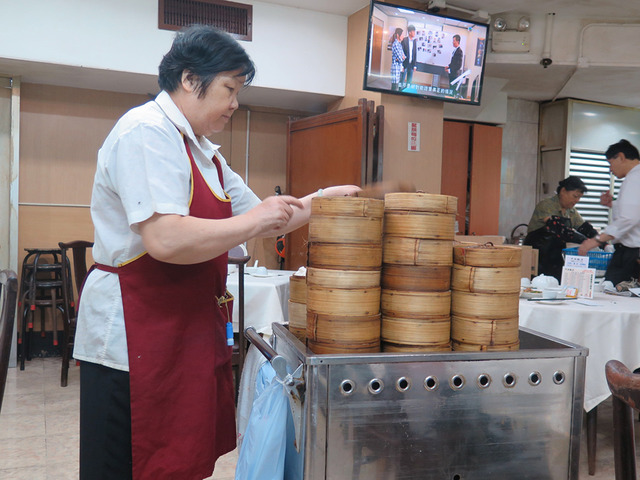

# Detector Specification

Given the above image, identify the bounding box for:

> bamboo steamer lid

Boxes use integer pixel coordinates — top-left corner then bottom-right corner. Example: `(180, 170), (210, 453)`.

(289, 275), (307, 303)
(307, 286), (380, 316)
(308, 338), (380, 354)
(381, 315), (451, 346)
(382, 342), (452, 353)
(306, 312), (381, 344)
(381, 289), (451, 318)
(309, 197), (384, 245)
(452, 340), (520, 352)
(450, 315), (519, 346)
(309, 242), (383, 270)
(451, 264), (521, 294)
(384, 192), (458, 214)
(383, 237), (453, 266)
(381, 264), (451, 292)
(453, 243), (522, 268)
(307, 267), (380, 289)
(384, 212), (455, 240)
(451, 291), (519, 318)
(311, 196), (385, 217)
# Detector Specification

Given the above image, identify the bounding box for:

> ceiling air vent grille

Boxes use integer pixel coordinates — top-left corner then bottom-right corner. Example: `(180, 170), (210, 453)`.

(159, 0), (252, 41)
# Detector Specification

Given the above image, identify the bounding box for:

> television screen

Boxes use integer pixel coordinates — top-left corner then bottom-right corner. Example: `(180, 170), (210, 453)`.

(363, 0), (489, 105)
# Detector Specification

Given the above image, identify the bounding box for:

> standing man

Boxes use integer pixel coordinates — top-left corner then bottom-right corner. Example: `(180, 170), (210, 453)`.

(578, 139), (640, 285)
(400, 25), (418, 88)
(444, 34), (463, 86)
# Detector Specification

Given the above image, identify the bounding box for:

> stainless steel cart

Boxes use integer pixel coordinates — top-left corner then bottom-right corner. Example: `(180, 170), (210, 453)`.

(246, 324), (587, 480)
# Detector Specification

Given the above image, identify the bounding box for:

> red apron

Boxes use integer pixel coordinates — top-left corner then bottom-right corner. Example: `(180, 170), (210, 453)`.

(103, 137), (236, 479)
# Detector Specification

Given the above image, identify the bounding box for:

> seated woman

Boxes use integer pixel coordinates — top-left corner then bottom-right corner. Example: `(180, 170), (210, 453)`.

(524, 176), (598, 281)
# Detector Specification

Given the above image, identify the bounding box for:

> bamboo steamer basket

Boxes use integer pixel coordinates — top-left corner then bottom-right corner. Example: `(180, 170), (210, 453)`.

(450, 315), (519, 346)
(381, 289), (451, 318)
(382, 342), (452, 352)
(289, 274), (307, 303)
(306, 312), (381, 344)
(381, 264), (451, 292)
(381, 315), (451, 346)
(384, 192), (458, 215)
(453, 243), (522, 268)
(307, 286), (380, 316)
(384, 212), (455, 240)
(451, 264), (521, 294)
(307, 267), (380, 289)
(288, 300), (307, 342)
(308, 242), (382, 270)
(452, 340), (520, 352)
(382, 237), (453, 266)
(308, 338), (380, 354)
(309, 197), (384, 245)
(451, 291), (519, 318)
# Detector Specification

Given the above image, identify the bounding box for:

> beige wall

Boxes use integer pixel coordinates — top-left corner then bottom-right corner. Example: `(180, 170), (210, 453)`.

(335, 6), (444, 193)
(18, 84), (293, 277)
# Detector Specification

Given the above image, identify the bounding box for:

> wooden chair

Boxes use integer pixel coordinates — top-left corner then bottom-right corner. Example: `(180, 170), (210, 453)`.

(0, 270), (18, 413)
(605, 359), (640, 480)
(58, 241), (93, 387)
(228, 246), (250, 399)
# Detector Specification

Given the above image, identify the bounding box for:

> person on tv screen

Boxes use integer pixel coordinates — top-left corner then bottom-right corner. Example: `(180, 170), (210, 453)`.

(390, 27), (405, 91)
(400, 25), (417, 88)
(445, 34), (463, 86)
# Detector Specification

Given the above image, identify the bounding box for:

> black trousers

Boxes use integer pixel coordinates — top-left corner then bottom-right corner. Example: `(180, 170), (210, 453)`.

(80, 361), (133, 480)
(605, 244), (640, 286)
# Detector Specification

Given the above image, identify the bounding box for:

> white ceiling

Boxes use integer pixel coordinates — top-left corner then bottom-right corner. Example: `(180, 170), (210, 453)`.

(4, 0), (640, 112)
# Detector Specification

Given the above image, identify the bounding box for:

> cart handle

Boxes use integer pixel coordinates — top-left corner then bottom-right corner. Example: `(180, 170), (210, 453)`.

(244, 326), (288, 380)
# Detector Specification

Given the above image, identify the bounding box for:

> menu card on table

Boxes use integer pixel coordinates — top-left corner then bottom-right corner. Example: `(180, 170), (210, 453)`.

(561, 255), (596, 298)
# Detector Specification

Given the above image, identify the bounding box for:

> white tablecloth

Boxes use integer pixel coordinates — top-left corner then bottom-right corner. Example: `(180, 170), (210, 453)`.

(226, 269), (295, 335)
(519, 292), (640, 411)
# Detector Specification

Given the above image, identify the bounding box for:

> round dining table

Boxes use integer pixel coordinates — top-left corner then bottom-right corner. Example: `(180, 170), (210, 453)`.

(519, 291), (640, 475)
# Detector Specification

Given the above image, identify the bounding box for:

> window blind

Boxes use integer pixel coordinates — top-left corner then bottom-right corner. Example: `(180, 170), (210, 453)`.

(568, 150), (621, 231)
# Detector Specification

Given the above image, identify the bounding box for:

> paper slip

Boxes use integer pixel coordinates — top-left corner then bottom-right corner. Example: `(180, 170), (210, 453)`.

(630, 288), (640, 297)
(565, 255), (590, 269)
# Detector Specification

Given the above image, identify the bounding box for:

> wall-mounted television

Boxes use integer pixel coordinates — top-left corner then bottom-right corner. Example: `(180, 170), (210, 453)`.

(363, 0), (489, 105)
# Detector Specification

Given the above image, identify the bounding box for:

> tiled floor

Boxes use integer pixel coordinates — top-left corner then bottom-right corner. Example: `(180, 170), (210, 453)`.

(0, 357), (635, 479)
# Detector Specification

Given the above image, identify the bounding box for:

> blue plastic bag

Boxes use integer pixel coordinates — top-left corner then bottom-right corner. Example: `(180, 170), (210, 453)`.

(235, 364), (288, 480)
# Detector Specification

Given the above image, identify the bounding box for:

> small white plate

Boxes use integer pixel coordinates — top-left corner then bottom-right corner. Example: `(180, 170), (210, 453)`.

(536, 300), (567, 305)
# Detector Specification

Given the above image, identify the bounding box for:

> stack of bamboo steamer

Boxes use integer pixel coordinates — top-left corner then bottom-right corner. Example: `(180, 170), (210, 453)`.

(288, 271), (307, 342)
(306, 196), (384, 354)
(450, 243), (522, 351)
(381, 193), (457, 352)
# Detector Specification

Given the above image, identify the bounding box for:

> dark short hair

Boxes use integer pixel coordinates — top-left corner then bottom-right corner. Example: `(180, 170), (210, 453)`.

(158, 25), (256, 98)
(605, 139), (640, 160)
(557, 176), (587, 194)
(453, 34), (461, 42)
(394, 28), (403, 38)
(407, 25), (416, 33)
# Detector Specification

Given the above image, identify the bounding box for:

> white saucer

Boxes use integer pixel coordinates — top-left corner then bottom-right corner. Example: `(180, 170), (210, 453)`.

(536, 299), (567, 305)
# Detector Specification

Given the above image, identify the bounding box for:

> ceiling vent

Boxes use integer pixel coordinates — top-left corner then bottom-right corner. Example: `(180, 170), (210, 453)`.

(159, 0), (253, 41)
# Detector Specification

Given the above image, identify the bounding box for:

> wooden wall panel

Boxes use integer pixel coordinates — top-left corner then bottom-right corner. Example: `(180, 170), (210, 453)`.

(468, 124), (503, 235)
(19, 84), (149, 205)
(441, 120), (470, 232)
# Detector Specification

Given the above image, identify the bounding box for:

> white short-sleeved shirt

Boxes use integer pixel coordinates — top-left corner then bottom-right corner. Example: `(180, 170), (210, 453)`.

(73, 91), (261, 371)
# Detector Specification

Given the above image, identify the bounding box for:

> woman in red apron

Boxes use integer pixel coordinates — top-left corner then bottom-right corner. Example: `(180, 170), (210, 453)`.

(76, 25), (360, 479)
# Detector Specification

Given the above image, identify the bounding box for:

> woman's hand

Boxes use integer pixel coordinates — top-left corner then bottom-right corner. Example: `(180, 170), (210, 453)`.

(578, 237), (599, 256)
(245, 195), (304, 237)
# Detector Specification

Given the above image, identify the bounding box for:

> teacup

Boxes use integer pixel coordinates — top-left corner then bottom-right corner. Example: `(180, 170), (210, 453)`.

(542, 287), (563, 299)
